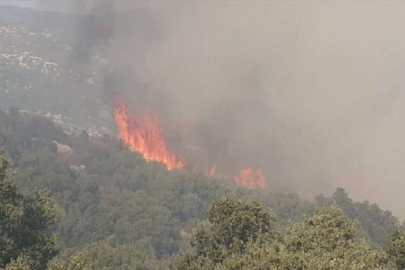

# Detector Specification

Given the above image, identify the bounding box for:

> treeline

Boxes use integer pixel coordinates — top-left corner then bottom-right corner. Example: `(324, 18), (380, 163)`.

(0, 107), (404, 269)
(175, 197), (405, 269)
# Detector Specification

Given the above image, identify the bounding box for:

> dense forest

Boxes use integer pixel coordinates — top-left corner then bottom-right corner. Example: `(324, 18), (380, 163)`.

(1, 107), (405, 269)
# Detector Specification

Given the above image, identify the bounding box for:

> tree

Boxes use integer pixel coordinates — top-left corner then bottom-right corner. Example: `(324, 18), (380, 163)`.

(316, 188), (398, 248)
(0, 154), (57, 270)
(276, 206), (389, 269)
(48, 236), (170, 270)
(175, 199), (391, 270)
(387, 229), (405, 269)
(175, 197), (277, 269)
(222, 206), (391, 270)
(47, 254), (96, 270)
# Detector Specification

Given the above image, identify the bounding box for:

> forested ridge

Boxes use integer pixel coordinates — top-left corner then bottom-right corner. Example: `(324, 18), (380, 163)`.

(1, 107), (404, 270)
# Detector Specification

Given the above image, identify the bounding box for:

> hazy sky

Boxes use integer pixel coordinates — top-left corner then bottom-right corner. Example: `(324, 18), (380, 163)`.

(1, 1), (38, 9)
(0, 1), (70, 12)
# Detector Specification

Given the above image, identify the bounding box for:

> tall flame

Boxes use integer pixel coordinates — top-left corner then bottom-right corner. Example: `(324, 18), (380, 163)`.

(113, 96), (267, 188)
(114, 96), (186, 170)
(234, 168), (266, 189)
(209, 163), (216, 177)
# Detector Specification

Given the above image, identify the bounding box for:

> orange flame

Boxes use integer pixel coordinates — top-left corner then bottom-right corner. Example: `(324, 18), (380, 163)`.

(234, 168), (266, 189)
(209, 163), (216, 177)
(114, 96), (186, 170)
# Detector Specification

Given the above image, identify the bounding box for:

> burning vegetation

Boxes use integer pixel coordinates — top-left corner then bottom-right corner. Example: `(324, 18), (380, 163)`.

(113, 96), (266, 188)
(70, 2), (270, 189)
(235, 168), (266, 189)
(209, 163), (216, 177)
(114, 96), (186, 170)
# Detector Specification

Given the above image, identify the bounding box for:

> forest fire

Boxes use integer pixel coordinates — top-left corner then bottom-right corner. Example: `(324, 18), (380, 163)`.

(234, 168), (266, 189)
(209, 163), (216, 177)
(114, 96), (266, 188)
(114, 96), (186, 170)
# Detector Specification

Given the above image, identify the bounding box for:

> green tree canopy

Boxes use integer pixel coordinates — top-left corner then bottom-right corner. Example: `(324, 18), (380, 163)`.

(0, 154), (57, 270)
(175, 199), (392, 270)
(387, 229), (405, 269)
(175, 197), (277, 269)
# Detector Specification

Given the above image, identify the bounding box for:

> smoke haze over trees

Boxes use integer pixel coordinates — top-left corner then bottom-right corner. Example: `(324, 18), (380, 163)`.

(43, 1), (405, 217)
(1, 2), (405, 215)
(0, 107), (404, 269)
(1, 1), (405, 268)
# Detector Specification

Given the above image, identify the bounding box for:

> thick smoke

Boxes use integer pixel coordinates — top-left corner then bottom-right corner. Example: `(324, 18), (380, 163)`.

(69, 1), (405, 217)
(70, 2), (114, 64)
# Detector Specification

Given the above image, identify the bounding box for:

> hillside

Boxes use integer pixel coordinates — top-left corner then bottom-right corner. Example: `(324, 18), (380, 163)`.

(1, 5), (405, 270)
(0, 6), (111, 135)
(0, 107), (403, 269)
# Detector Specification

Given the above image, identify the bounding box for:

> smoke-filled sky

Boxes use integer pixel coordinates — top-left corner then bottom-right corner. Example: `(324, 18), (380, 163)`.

(4, 1), (405, 217)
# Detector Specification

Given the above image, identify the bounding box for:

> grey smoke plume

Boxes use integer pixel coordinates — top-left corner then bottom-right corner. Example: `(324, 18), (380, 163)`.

(70, 1), (114, 64)
(69, 1), (405, 217)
